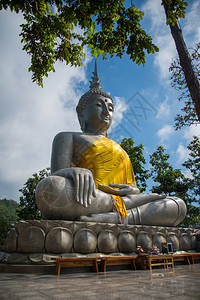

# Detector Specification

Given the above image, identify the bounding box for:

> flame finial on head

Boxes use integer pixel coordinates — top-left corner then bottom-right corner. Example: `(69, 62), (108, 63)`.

(89, 60), (102, 90)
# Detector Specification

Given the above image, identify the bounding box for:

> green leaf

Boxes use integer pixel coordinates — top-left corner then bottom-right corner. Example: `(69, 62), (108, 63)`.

(3, 0), (159, 86)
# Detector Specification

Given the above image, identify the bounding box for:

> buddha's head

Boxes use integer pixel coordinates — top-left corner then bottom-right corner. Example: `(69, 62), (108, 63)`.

(76, 62), (114, 133)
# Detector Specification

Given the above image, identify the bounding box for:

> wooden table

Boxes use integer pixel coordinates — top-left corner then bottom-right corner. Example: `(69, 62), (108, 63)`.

(100, 256), (137, 272)
(172, 253), (191, 265)
(189, 253), (200, 264)
(54, 257), (99, 275)
(173, 253), (200, 265)
(136, 253), (148, 270)
(147, 254), (174, 271)
(53, 253), (200, 275)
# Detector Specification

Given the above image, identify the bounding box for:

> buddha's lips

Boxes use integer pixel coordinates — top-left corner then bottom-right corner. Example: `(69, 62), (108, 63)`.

(102, 116), (110, 121)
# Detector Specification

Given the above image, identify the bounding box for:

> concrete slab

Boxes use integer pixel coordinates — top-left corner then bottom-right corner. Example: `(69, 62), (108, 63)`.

(0, 263), (200, 299)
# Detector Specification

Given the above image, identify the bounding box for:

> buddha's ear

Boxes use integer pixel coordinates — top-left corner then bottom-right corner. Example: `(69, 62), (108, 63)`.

(76, 107), (86, 132)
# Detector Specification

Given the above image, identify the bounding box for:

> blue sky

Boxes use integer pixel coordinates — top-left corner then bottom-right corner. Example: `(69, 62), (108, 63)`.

(0, 0), (200, 201)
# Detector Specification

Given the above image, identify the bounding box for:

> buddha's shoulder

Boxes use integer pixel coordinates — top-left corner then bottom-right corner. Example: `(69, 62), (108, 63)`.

(53, 131), (83, 142)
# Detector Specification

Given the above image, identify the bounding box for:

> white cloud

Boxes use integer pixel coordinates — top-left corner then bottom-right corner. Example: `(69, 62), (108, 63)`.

(141, 0), (177, 80)
(183, 0), (200, 45)
(156, 96), (171, 119)
(153, 36), (176, 80)
(0, 10), (91, 201)
(141, 0), (165, 33)
(176, 143), (190, 163)
(141, 0), (200, 80)
(184, 124), (200, 140)
(110, 96), (127, 129)
(182, 169), (193, 179)
(157, 125), (174, 142)
(107, 96), (128, 142)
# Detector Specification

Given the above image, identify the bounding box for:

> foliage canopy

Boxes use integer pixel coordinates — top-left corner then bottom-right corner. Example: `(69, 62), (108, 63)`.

(149, 143), (200, 227)
(149, 145), (188, 197)
(0, 0), (158, 86)
(0, 199), (18, 250)
(162, 0), (200, 125)
(120, 138), (149, 193)
(169, 43), (200, 130)
(161, 0), (188, 26)
(17, 168), (50, 220)
(0, 218), (11, 250)
(0, 198), (18, 223)
(182, 136), (200, 202)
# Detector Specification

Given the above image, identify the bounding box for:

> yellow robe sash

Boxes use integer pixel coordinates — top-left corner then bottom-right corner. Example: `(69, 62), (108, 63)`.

(76, 137), (135, 222)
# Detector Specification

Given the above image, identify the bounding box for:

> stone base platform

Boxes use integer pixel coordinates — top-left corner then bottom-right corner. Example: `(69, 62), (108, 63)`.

(1, 220), (200, 265)
(0, 263), (55, 274)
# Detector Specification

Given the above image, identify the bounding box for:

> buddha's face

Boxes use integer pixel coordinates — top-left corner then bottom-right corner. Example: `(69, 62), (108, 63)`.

(82, 94), (114, 132)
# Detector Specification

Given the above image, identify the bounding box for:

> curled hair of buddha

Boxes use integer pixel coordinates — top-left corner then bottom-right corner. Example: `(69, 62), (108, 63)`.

(76, 61), (113, 132)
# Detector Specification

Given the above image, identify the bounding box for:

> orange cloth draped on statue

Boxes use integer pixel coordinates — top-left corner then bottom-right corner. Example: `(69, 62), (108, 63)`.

(76, 137), (135, 223)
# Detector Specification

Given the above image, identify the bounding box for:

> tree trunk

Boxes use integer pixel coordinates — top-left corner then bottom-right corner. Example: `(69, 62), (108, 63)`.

(163, 2), (200, 123)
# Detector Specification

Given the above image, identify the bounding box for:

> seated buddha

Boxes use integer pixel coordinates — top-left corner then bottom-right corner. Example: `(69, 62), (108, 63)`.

(36, 62), (187, 226)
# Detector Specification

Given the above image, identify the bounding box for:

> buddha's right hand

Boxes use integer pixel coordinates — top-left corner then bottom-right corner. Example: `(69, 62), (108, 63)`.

(52, 168), (96, 207)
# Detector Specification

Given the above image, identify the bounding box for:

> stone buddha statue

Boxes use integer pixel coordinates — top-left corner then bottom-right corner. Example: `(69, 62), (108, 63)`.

(36, 62), (187, 226)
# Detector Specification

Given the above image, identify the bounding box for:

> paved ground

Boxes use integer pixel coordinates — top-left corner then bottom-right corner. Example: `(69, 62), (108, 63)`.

(0, 264), (200, 299)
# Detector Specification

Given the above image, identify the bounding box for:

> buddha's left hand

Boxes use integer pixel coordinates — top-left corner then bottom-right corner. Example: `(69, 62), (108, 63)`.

(98, 184), (140, 196)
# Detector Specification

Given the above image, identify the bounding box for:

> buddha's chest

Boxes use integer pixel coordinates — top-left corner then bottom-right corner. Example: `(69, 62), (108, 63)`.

(72, 134), (104, 165)
(72, 135), (125, 168)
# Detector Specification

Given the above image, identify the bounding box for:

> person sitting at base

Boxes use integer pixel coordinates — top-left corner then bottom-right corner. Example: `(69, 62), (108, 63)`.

(36, 62), (187, 226)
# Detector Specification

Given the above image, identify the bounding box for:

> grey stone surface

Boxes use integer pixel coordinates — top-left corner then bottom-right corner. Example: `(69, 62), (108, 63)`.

(45, 227), (73, 253)
(118, 231), (136, 253)
(17, 226), (45, 253)
(74, 228), (97, 253)
(0, 252), (10, 262)
(0, 263), (200, 299)
(152, 232), (166, 251)
(180, 233), (192, 251)
(3, 228), (17, 253)
(98, 230), (118, 253)
(29, 253), (60, 264)
(2, 221), (200, 264)
(6, 253), (30, 264)
(191, 234), (197, 250)
(167, 233), (180, 252)
(137, 230), (153, 252)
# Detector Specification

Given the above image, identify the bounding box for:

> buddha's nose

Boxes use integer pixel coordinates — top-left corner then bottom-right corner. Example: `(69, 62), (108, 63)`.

(103, 104), (109, 115)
